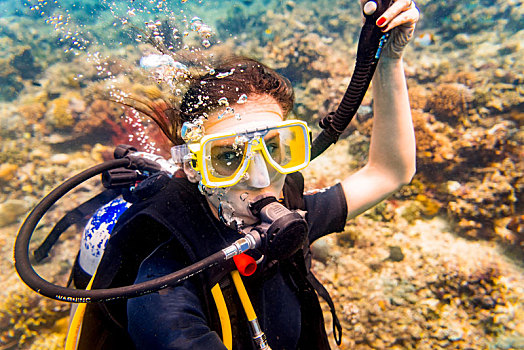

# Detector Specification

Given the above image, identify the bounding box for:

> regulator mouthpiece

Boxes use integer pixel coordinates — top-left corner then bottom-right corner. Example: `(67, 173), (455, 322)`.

(244, 196), (308, 261)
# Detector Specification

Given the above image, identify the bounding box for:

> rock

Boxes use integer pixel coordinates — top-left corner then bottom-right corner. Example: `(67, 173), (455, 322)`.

(454, 33), (471, 46)
(12, 47), (42, 80)
(387, 246), (405, 262)
(0, 163), (18, 182)
(495, 334), (524, 350)
(50, 153), (71, 165)
(447, 327), (463, 341)
(311, 237), (332, 263)
(0, 199), (29, 227)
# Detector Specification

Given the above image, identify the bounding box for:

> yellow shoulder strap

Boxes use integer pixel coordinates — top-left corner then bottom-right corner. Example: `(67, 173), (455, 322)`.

(64, 275), (96, 350)
(211, 283), (233, 350)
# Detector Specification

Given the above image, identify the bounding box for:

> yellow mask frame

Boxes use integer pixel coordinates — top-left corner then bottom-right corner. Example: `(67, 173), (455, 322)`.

(186, 120), (311, 188)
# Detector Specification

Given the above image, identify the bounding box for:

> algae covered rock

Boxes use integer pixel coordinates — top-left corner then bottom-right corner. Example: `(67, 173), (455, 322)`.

(0, 199), (29, 227)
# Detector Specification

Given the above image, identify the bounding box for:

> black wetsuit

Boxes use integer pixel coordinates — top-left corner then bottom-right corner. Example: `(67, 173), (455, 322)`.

(80, 174), (347, 350)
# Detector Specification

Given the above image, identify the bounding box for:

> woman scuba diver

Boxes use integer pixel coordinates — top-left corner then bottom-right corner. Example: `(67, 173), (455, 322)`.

(15, 0), (420, 348)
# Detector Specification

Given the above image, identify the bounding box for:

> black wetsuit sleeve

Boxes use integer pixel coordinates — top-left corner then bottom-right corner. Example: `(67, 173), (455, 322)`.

(127, 241), (227, 350)
(304, 182), (348, 243)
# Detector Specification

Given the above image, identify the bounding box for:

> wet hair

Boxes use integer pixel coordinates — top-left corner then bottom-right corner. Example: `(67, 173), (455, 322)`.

(180, 57), (294, 122)
(129, 56), (294, 146)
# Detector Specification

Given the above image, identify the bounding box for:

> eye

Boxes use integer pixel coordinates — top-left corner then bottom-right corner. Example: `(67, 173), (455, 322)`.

(266, 142), (280, 155)
(217, 151), (240, 162)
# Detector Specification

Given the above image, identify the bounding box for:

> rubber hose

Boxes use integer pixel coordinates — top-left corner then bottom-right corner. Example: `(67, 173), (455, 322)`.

(14, 158), (228, 302)
(310, 0), (392, 160)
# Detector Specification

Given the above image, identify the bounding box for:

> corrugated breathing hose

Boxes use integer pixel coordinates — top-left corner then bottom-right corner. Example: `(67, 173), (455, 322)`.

(310, 0), (393, 160)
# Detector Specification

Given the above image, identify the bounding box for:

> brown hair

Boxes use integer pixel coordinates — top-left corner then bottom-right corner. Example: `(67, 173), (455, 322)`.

(128, 56), (294, 146)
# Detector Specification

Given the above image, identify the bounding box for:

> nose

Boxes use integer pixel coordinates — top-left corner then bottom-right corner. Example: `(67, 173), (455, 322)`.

(245, 152), (270, 188)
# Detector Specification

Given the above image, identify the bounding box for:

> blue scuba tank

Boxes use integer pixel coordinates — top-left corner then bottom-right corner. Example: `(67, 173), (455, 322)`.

(78, 197), (131, 276)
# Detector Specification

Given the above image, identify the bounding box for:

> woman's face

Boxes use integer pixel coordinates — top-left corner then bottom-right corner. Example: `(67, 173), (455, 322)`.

(201, 95), (287, 229)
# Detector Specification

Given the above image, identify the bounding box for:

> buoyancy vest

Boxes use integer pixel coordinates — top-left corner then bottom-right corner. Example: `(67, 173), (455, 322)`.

(75, 172), (336, 350)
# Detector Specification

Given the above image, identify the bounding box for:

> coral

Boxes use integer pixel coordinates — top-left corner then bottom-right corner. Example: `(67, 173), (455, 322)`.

(446, 162), (520, 239)
(1, 1), (523, 348)
(0, 56), (24, 102)
(399, 200), (425, 224)
(0, 199), (29, 227)
(426, 83), (474, 124)
(102, 106), (172, 157)
(417, 0), (520, 37)
(494, 215), (524, 249)
(46, 95), (77, 129)
(439, 71), (483, 88)
(0, 41), (45, 100)
(407, 84), (430, 110)
(11, 47), (42, 80)
(0, 291), (68, 348)
(412, 111), (455, 176)
(453, 121), (519, 171)
(28, 332), (66, 350)
(17, 102), (47, 123)
(364, 200), (396, 222)
(415, 194), (442, 217)
(428, 267), (510, 335)
(398, 194), (441, 224)
(74, 99), (122, 136)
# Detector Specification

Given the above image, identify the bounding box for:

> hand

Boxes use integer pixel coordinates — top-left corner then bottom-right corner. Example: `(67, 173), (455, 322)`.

(361, 0), (420, 59)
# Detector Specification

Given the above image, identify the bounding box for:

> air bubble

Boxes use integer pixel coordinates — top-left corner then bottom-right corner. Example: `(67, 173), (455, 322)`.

(216, 68), (235, 79)
(237, 94), (248, 104)
(190, 17), (203, 31)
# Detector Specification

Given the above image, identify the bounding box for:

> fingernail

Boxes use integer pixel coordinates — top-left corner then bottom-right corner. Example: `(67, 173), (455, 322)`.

(377, 17), (386, 26)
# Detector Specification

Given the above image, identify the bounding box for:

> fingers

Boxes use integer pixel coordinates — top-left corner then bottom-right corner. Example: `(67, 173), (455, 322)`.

(376, 0), (419, 31)
(381, 6), (419, 33)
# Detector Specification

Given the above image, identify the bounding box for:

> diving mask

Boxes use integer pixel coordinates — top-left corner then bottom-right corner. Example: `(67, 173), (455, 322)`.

(184, 120), (311, 188)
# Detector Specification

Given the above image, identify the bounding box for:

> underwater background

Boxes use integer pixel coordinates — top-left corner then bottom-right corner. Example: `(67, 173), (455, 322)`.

(0, 0), (522, 349)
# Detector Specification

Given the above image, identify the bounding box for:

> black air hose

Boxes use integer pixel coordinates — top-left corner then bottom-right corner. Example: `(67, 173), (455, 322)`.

(310, 0), (393, 160)
(14, 155), (258, 302)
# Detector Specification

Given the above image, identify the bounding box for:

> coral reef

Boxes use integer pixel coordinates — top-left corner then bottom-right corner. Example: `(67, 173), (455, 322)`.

(313, 217), (524, 350)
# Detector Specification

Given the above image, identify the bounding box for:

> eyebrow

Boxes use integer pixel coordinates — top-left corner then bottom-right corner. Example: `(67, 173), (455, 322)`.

(264, 130), (279, 141)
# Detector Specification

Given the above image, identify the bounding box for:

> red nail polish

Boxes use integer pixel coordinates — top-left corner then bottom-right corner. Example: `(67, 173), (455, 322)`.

(377, 17), (386, 26)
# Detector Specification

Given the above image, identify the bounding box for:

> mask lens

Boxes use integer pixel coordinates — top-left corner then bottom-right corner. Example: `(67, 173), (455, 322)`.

(264, 124), (308, 172)
(204, 135), (247, 183)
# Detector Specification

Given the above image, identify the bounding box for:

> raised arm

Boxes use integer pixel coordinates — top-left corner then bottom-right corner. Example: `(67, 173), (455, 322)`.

(342, 0), (419, 219)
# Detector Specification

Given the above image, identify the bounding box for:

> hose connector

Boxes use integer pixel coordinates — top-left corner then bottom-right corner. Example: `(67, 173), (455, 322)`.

(250, 320), (271, 350)
(222, 233), (260, 260)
